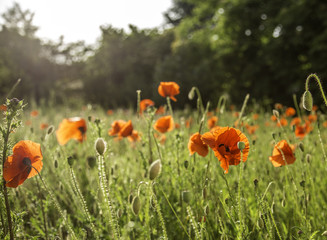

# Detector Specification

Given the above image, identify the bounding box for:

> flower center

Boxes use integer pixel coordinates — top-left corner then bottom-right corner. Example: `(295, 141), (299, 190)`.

(22, 157), (31, 166)
(219, 144), (230, 153)
(78, 126), (86, 134)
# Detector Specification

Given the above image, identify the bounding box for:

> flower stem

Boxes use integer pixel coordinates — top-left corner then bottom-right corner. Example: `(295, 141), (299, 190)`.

(305, 73), (327, 107)
(2, 120), (14, 240)
(166, 97), (173, 117)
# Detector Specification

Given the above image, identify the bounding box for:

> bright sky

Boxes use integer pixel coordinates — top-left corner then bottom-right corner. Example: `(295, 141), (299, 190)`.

(0, 0), (172, 44)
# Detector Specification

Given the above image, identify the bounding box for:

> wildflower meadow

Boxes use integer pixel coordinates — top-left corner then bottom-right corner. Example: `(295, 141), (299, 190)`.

(1, 74), (327, 240)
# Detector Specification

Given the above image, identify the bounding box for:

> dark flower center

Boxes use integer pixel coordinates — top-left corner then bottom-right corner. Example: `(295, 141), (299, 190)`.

(22, 157), (31, 166)
(219, 144), (230, 152)
(78, 126), (86, 134)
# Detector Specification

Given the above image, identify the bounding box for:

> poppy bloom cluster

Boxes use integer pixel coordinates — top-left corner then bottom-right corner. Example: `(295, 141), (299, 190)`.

(3, 140), (43, 188)
(108, 120), (140, 142)
(56, 117), (87, 145)
(188, 126), (250, 173)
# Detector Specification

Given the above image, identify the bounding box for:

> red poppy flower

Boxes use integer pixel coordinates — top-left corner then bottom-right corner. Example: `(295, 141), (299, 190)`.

(154, 115), (174, 133)
(127, 130), (141, 142)
(56, 117), (87, 145)
(201, 126), (250, 173)
(207, 116), (218, 129)
(0, 104), (7, 111)
(290, 117), (301, 127)
(107, 109), (113, 115)
(307, 114), (317, 123)
(108, 120), (126, 136)
(140, 99), (155, 114)
(30, 110), (39, 117)
(277, 118), (288, 127)
(158, 82), (180, 102)
(3, 140), (43, 188)
(269, 140), (295, 167)
(285, 107), (296, 117)
(119, 120), (133, 138)
(295, 121), (312, 139)
(155, 106), (166, 115)
(40, 123), (49, 130)
(188, 132), (208, 157)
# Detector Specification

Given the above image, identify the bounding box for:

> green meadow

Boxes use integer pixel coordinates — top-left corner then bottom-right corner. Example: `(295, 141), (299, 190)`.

(1, 80), (327, 240)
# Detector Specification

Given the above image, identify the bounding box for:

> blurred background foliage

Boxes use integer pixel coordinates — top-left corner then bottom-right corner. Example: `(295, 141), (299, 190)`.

(0, 0), (326, 108)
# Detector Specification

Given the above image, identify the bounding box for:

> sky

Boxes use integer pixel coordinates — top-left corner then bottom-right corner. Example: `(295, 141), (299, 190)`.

(0, 0), (172, 44)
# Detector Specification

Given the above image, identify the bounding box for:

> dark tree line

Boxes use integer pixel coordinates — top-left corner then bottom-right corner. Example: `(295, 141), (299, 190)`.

(1, 0), (326, 108)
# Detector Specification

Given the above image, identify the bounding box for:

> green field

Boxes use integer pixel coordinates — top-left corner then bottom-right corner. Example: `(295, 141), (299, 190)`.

(1, 86), (327, 240)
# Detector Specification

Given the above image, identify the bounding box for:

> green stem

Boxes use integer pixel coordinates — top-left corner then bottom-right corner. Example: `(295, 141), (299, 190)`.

(292, 94), (302, 120)
(166, 97), (173, 117)
(305, 73), (327, 107)
(2, 121), (14, 240)
(35, 178), (48, 240)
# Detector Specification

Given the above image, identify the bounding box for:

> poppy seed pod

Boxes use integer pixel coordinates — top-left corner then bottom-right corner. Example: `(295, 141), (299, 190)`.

(188, 87), (195, 100)
(298, 142), (304, 152)
(131, 196), (141, 215)
(237, 141), (246, 151)
(302, 90), (313, 111)
(182, 190), (191, 203)
(149, 159), (162, 181)
(95, 138), (106, 155)
(67, 156), (74, 166)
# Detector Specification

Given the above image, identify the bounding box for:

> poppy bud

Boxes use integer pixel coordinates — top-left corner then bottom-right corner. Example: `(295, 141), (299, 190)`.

(322, 231), (327, 236)
(237, 141), (246, 151)
(272, 110), (279, 118)
(202, 187), (207, 199)
(95, 138), (106, 155)
(54, 159), (58, 168)
(47, 125), (55, 135)
(297, 230), (303, 235)
(87, 156), (96, 168)
(128, 193), (134, 204)
(117, 209), (123, 218)
(184, 160), (189, 169)
(182, 190), (191, 203)
(188, 87), (196, 100)
(131, 196), (141, 215)
(253, 178), (259, 187)
(302, 90), (313, 111)
(149, 159), (161, 181)
(67, 156), (74, 166)
(298, 142), (304, 152)
(306, 154), (311, 163)
(204, 205), (209, 215)
(300, 180), (305, 188)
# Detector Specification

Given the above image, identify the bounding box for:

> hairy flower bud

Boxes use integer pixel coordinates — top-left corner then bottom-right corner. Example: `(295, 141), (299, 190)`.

(149, 159), (162, 181)
(131, 196), (141, 215)
(302, 90), (313, 111)
(95, 138), (106, 155)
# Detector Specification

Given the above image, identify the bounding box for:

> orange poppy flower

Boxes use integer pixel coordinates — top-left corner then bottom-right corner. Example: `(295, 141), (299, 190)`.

(108, 120), (126, 136)
(271, 115), (277, 122)
(295, 121), (312, 139)
(118, 120), (133, 138)
(155, 105), (166, 115)
(0, 104), (7, 111)
(128, 130), (141, 142)
(312, 105), (318, 111)
(252, 114), (259, 120)
(154, 115), (174, 133)
(107, 109), (113, 115)
(207, 116), (218, 129)
(188, 132), (208, 157)
(307, 114), (317, 123)
(140, 99), (155, 113)
(323, 121), (327, 128)
(30, 110), (39, 117)
(3, 140), (43, 188)
(185, 118), (193, 128)
(274, 103), (283, 110)
(201, 126), (250, 173)
(285, 107), (296, 117)
(154, 133), (167, 145)
(277, 117), (288, 127)
(245, 124), (259, 135)
(158, 82), (180, 102)
(290, 117), (301, 127)
(56, 117), (87, 145)
(175, 123), (181, 129)
(40, 123), (49, 130)
(269, 140), (295, 167)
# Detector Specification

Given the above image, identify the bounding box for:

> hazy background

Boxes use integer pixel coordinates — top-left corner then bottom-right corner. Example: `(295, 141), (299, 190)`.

(0, 0), (326, 109)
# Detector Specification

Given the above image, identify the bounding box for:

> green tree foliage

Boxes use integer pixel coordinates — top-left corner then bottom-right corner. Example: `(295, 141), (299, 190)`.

(83, 25), (174, 108)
